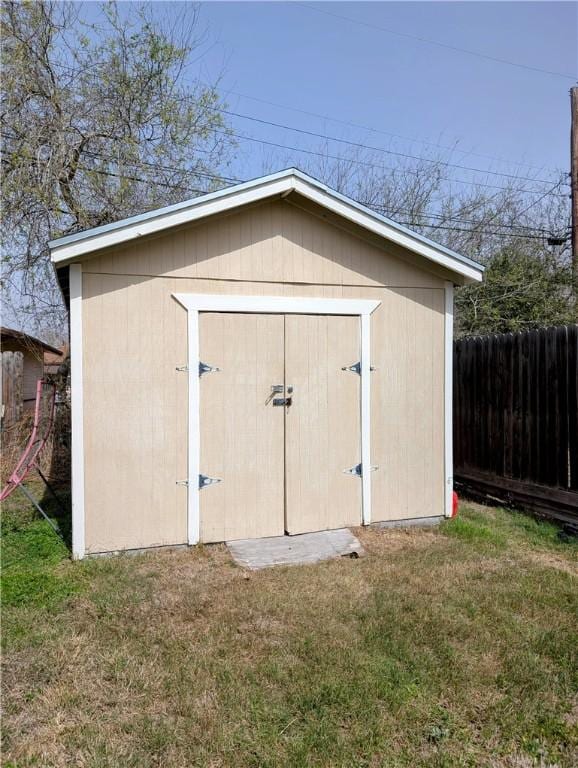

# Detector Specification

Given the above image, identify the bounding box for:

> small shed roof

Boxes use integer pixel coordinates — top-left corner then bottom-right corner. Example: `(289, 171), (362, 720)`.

(49, 168), (484, 284)
(1, 327), (63, 356)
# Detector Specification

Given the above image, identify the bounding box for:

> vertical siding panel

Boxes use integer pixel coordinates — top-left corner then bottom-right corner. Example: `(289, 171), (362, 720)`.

(228, 208), (242, 281)
(292, 205), (304, 283)
(270, 202), (283, 273)
(285, 314), (360, 533)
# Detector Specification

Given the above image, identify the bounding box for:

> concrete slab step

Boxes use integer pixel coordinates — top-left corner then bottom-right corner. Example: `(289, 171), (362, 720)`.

(226, 528), (364, 570)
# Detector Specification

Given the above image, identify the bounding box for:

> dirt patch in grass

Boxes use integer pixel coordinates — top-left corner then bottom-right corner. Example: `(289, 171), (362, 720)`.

(523, 550), (578, 577)
(357, 524), (441, 553)
(2, 502), (577, 767)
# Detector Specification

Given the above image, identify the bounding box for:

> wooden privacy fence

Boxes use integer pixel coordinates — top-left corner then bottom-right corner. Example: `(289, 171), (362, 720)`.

(453, 325), (578, 526)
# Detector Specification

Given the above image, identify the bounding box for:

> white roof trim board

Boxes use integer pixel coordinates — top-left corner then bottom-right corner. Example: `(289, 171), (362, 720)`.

(49, 168), (484, 283)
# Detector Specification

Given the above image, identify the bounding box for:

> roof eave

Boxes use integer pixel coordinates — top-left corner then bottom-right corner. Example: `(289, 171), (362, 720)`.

(49, 168), (484, 284)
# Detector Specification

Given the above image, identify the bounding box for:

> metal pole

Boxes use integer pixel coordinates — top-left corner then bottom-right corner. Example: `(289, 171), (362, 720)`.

(17, 484), (62, 538)
(36, 467), (68, 517)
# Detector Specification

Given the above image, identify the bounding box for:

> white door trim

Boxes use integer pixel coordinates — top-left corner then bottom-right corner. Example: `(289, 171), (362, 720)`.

(173, 293), (381, 544)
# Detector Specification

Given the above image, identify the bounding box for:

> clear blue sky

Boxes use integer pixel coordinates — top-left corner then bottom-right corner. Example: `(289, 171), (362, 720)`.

(190, 1), (576, 186)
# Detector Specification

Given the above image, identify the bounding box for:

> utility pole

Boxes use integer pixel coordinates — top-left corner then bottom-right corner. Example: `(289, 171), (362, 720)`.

(571, 86), (578, 316)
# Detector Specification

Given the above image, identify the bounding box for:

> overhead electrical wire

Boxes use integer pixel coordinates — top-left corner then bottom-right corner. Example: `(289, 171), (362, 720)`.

(514, 180), (567, 218)
(42, 60), (568, 191)
(298, 3), (578, 81)
(44, 46), (571, 175)
(63, 161), (563, 242)
(79, 149), (561, 236)
(216, 107), (565, 186)
(79, 146), (561, 231)
(212, 127), (568, 197)
(3, 137), (566, 241)
(220, 88), (563, 174)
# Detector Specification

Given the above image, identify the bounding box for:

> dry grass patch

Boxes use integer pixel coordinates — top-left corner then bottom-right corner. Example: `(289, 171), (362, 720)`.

(2, 498), (577, 767)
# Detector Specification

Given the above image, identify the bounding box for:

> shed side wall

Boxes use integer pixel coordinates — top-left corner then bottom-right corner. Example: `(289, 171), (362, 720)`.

(22, 353), (43, 407)
(81, 201), (445, 553)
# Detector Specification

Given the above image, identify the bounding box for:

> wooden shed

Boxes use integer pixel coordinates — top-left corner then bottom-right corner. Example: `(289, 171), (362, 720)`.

(49, 169), (484, 558)
(1, 327), (63, 416)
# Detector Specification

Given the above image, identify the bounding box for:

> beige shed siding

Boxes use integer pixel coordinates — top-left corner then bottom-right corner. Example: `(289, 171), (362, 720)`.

(370, 289), (445, 520)
(82, 273), (188, 553)
(285, 314), (362, 534)
(81, 200), (445, 553)
(198, 313), (286, 543)
(85, 200), (445, 289)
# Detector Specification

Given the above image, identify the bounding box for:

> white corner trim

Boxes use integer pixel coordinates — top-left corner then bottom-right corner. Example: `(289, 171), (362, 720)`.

(360, 312), (372, 525)
(444, 282), (454, 518)
(173, 293), (380, 544)
(69, 264), (85, 558)
(187, 310), (201, 546)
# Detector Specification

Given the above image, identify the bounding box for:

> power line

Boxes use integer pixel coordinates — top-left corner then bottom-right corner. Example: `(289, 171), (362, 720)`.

(214, 127), (568, 197)
(75, 162), (560, 241)
(515, 180), (566, 218)
(77, 148), (562, 234)
(86, 155), (564, 235)
(7, 121), (565, 198)
(81, 147), (558, 229)
(4, 142), (564, 240)
(222, 88), (563, 175)
(387, 221), (551, 241)
(299, 3), (578, 81)
(81, 149), (245, 186)
(4, 133), (564, 240)
(218, 107), (566, 186)
(44, 61), (569, 187)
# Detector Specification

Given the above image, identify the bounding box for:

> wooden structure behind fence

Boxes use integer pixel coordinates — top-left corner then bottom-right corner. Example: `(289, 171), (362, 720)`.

(1, 351), (24, 428)
(453, 325), (578, 525)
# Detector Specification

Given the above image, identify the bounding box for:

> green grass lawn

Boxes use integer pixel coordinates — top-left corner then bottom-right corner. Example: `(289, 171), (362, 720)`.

(2, 489), (577, 768)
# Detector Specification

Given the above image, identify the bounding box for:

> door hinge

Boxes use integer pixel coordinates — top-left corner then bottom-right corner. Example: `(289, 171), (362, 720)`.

(341, 362), (376, 375)
(176, 475), (222, 489)
(199, 361), (220, 377)
(176, 361), (221, 376)
(199, 474), (222, 489)
(343, 463), (379, 477)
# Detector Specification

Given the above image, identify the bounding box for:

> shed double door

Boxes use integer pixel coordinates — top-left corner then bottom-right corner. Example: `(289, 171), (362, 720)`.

(199, 312), (361, 543)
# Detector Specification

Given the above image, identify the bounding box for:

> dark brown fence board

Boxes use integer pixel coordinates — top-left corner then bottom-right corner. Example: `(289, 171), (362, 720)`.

(454, 325), (578, 524)
(568, 324), (578, 491)
(555, 326), (569, 489)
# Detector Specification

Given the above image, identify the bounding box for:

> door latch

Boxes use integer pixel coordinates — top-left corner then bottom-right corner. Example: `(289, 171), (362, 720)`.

(269, 385), (293, 406)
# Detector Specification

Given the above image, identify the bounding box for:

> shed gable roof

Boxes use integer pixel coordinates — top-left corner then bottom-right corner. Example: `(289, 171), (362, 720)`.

(49, 168), (484, 284)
